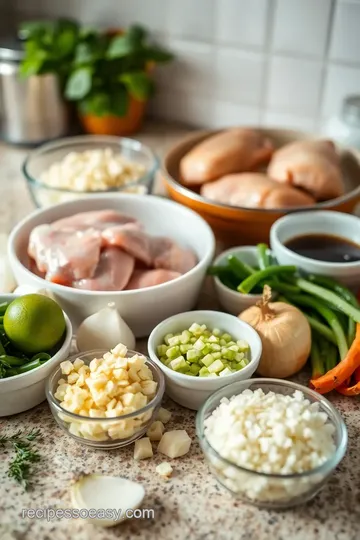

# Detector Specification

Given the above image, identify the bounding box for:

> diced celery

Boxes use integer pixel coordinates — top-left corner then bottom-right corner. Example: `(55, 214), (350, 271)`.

(211, 343), (221, 352)
(220, 339), (227, 347)
(238, 358), (250, 369)
(208, 335), (218, 343)
(164, 333), (174, 345)
(189, 322), (201, 333)
(202, 353), (215, 367)
(213, 328), (221, 336)
(180, 330), (192, 344)
(199, 366), (210, 377)
(166, 345), (180, 359)
(190, 364), (201, 375)
(221, 333), (232, 342)
(222, 349), (236, 361)
(168, 336), (180, 347)
(194, 338), (206, 351)
(209, 373), (218, 378)
(237, 340), (250, 351)
(228, 345), (239, 352)
(186, 349), (201, 362)
(184, 371), (196, 376)
(180, 344), (192, 354)
(212, 352), (221, 360)
(170, 356), (187, 371)
(227, 341), (236, 347)
(190, 337), (197, 344)
(219, 367), (233, 377)
(235, 352), (245, 362)
(202, 345), (211, 355)
(208, 359), (225, 373)
(157, 344), (168, 357)
(200, 324), (207, 332)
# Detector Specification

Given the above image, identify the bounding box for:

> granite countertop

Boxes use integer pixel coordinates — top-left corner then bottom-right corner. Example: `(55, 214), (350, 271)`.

(0, 122), (360, 540)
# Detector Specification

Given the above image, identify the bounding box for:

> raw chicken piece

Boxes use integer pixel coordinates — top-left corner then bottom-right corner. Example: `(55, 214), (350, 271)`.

(267, 140), (344, 200)
(73, 248), (134, 291)
(52, 210), (140, 232)
(102, 225), (152, 265)
(151, 238), (198, 274)
(201, 173), (315, 209)
(126, 269), (181, 290)
(180, 128), (273, 185)
(28, 225), (102, 285)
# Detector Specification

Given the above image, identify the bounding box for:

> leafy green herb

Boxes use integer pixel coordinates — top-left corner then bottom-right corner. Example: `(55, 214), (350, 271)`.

(0, 429), (42, 490)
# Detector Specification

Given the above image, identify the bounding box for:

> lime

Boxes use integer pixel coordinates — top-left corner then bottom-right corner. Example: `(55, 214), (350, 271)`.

(4, 294), (66, 354)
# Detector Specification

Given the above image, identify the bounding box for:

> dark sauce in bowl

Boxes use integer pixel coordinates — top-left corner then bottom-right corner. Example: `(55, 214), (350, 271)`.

(285, 234), (360, 263)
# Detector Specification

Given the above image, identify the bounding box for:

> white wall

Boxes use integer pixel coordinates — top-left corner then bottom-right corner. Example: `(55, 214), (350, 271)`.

(12, 0), (360, 132)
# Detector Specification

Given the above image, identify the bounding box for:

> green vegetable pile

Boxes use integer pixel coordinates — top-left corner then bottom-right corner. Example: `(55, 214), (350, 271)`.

(0, 301), (51, 378)
(209, 244), (360, 378)
(157, 323), (250, 377)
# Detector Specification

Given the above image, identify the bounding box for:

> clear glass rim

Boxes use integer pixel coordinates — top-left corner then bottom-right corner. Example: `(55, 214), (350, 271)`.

(196, 377), (348, 480)
(22, 134), (159, 194)
(45, 348), (165, 421)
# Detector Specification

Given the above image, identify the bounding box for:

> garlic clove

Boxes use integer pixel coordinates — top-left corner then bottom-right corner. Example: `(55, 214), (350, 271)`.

(76, 302), (136, 352)
(70, 474), (145, 527)
(0, 233), (16, 293)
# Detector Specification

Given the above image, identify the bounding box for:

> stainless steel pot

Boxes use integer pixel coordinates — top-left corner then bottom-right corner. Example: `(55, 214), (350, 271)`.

(0, 38), (69, 145)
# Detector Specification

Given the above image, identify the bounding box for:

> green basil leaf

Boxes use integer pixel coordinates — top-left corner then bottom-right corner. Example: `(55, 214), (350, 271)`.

(106, 34), (139, 59)
(120, 71), (153, 100)
(65, 67), (92, 100)
(79, 93), (112, 116)
(19, 50), (47, 77)
(55, 27), (78, 57)
(127, 25), (147, 46)
(74, 42), (94, 64)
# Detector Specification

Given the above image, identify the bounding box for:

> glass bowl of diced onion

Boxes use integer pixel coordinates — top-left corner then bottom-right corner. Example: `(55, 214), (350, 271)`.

(196, 379), (348, 509)
(46, 348), (165, 449)
(23, 135), (159, 208)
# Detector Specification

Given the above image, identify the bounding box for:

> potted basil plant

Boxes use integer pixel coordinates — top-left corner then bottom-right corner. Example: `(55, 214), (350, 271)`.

(64, 25), (173, 135)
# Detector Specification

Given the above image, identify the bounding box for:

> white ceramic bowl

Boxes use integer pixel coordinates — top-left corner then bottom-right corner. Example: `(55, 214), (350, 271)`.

(8, 194), (215, 337)
(0, 294), (72, 416)
(147, 310), (262, 411)
(212, 246), (263, 316)
(270, 211), (360, 288)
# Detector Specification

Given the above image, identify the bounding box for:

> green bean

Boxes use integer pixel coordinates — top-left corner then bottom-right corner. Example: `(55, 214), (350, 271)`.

(207, 265), (229, 276)
(304, 314), (337, 344)
(16, 359), (42, 374)
(227, 255), (256, 279)
(0, 302), (9, 315)
(296, 278), (360, 323)
(325, 343), (338, 372)
(0, 355), (27, 367)
(238, 265), (297, 294)
(5, 368), (19, 377)
(287, 294), (348, 360)
(257, 244), (271, 270)
(265, 281), (300, 295)
(310, 337), (325, 380)
(0, 341), (5, 356)
(31, 353), (51, 364)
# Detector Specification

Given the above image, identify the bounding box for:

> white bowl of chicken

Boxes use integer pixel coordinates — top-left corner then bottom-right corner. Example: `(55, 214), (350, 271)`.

(163, 128), (360, 245)
(8, 194), (215, 337)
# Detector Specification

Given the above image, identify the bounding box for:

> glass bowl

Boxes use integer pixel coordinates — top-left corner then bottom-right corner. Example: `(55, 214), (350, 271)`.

(23, 135), (158, 208)
(46, 349), (165, 449)
(196, 378), (348, 509)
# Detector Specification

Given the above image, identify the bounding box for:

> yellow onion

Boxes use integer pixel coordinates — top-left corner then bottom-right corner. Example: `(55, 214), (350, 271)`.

(240, 286), (311, 378)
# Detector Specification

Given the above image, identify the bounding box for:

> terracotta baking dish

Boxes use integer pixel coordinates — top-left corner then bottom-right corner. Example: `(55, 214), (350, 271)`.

(162, 128), (360, 245)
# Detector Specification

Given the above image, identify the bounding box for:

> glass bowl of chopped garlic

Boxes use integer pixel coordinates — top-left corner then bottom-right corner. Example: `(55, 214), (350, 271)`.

(196, 379), (348, 509)
(46, 344), (165, 449)
(23, 135), (158, 208)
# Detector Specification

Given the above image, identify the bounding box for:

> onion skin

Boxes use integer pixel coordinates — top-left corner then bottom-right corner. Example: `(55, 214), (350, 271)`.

(240, 301), (311, 378)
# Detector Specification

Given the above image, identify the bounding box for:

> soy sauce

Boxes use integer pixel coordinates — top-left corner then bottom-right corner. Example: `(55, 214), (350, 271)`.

(285, 234), (360, 263)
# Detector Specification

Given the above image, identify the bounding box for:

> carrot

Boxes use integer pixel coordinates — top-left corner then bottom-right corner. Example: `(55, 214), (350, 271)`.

(336, 380), (360, 396)
(310, 323), (360, 394)
(355, 367), (360, 383)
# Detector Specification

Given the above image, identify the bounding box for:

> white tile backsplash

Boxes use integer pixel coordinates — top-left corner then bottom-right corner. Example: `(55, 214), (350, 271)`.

(10, 0), (360, 131)
(215, 0), (269, 49)
(330, 1), (360, 64)
(266, 57), (323, 116)
(272, 0), (332, 57)
(213, 48), (265, 105)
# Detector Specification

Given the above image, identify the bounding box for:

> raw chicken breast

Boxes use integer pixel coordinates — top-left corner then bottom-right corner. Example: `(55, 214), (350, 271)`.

(151, 238), (198, 274)
(201, 173), (315, 209)
(28, 225), (102, 285)
(267, 140), (344, 200)
(73, 248), (134, 291)
(102, 225), (152, 265)
(180, 128), (273, 185)
(52, 210), (140, 231)
(126, 269), (181, 290)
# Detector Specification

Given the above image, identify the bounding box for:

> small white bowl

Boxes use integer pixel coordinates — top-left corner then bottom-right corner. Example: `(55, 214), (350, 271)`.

(147, 310), (262, 411)
(8, 194), (215, 337)
(270, 211), (360, 288)
(212, 246), (263, 316)
(0, 294), (72, 416)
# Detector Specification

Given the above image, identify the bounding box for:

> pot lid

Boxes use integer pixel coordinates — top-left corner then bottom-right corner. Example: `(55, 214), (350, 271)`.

(0, 37), (25, 62)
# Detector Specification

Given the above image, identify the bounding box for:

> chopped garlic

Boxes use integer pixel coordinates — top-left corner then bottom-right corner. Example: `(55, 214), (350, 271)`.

(156, 462), (173, 479)
(146, 421), (165, 441)
(157, 407), (171, 424)
(157, 430), (191, 458)
(134, 438), (153, 460)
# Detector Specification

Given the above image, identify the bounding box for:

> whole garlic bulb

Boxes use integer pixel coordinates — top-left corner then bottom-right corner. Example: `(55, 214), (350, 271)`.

(76, 303), (135, 352)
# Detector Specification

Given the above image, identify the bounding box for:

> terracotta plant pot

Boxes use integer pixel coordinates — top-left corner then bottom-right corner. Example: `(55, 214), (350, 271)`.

(79, 97), (147, 136)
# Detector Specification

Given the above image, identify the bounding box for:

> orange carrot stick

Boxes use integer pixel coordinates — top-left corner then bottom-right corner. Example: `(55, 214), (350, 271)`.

(355, 367), (360, 383)
(310, 323), (360, 394)
(336, 381), (360, 396)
